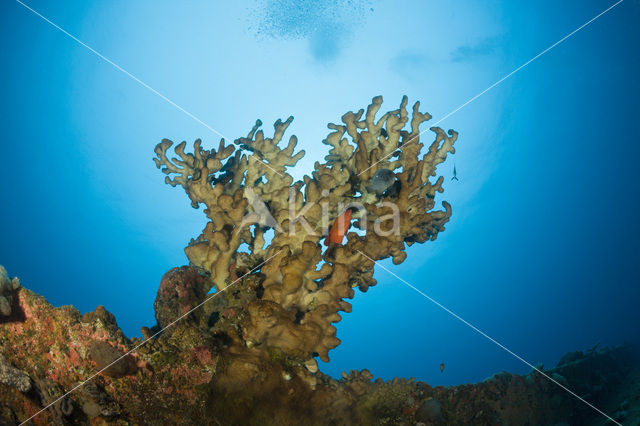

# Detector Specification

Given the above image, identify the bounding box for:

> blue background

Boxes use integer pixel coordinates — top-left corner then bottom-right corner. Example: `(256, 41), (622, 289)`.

(1, 0), (638, 386)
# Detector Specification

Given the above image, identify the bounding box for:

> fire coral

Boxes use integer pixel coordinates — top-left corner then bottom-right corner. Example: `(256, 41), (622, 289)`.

(153, 96), (458, 364)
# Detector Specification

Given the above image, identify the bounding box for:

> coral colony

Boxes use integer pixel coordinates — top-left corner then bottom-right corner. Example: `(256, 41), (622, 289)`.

(152, 95), (457, 365)
(1, 97), (631, 424)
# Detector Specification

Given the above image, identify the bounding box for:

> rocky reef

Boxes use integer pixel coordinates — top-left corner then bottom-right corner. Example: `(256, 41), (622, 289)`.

(0, 271), (638, 425)
(0, 266), (21, 318)
(1, 97), (638, 424)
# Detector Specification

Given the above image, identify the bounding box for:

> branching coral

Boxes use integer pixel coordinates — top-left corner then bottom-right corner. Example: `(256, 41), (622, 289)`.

(153, 96), (457, 363)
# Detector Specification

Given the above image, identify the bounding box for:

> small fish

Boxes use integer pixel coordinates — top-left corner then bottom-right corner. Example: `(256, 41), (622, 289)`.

(440, 363), (445, 373)
(383, 180), (401, 198)
(366, 168), (396, 194)
(451, 164), (459, 181)
(324, 209), (353, 246)
(190, 169), (202, 181)
(208, 171), (233, 185)
(219, 156), (236, 173)
(239, 143), (264, 159)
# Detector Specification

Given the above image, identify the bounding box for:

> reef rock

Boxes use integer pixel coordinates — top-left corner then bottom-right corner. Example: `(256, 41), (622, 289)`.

(0, 271), (638, 424)
(0, 266), (20, 317)
(153, 265), (213, 329)
(0, 353), (31, 393)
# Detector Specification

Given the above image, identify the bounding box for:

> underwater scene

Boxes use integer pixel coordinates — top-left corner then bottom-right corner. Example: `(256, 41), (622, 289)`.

(1, 0), (639, 425)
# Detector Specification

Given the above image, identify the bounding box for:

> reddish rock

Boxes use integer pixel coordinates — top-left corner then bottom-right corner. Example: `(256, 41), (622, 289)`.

(89, 340), (137, 378)
(221, 307), (236, 319)
(191, 345), (214, 367)
(153, 266), (213, 329)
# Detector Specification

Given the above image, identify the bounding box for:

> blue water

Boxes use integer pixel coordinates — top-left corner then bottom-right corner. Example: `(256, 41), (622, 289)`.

(1, 0), (638, 387)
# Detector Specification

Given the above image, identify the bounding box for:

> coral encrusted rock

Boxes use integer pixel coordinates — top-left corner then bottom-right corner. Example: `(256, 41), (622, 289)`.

(0, 265), (20, 317)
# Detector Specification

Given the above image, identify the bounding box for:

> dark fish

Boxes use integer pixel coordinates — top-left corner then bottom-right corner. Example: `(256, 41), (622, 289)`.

(451, 164), (459, 181)
(208, 171), (233, 185)
(220, 156), (236, 173)
(239, 143), (264, 159)
(383, 180), (401, 197)
(440, 363), (445, 373)
(380, 128), (388, 138)
(366, 168), (396, 194)
(219, 172), (233, 184)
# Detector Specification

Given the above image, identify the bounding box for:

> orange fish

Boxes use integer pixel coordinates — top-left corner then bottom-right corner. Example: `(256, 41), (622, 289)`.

(324, 209), (353, 246)
(440, 363), (445, 373)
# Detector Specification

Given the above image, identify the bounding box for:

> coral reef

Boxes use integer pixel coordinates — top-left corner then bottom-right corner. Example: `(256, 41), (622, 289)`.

(0, 271), (638, 424)
(2, 97), (638, 424)
(153, 95), (457, 363)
